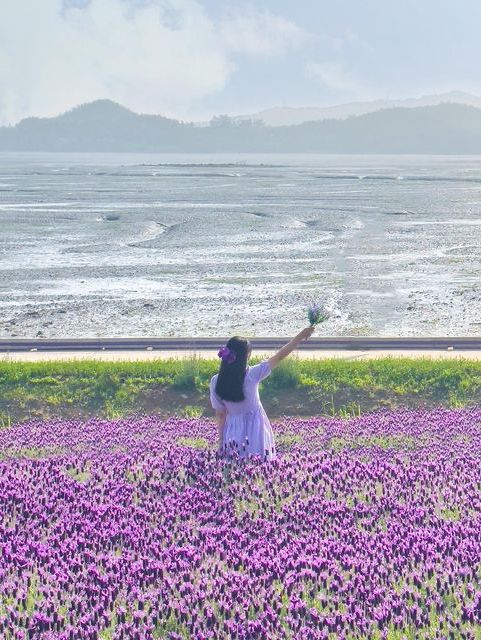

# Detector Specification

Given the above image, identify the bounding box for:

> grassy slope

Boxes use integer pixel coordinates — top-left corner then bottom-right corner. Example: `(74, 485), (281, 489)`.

(1, 356), (481, 424)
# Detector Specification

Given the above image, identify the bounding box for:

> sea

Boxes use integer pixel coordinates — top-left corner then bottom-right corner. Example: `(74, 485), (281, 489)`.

(1, 152), (481, 338)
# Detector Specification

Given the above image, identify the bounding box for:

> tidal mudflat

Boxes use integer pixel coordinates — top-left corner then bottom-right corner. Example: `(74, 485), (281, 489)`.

(2, 153), (481, 338)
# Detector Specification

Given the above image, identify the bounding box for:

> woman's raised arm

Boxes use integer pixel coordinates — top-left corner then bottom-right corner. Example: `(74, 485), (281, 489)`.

(267, 326), (315, 370)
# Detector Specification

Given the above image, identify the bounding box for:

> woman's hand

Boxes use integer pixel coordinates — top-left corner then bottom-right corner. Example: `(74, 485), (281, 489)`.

(299, 325), (315, 341)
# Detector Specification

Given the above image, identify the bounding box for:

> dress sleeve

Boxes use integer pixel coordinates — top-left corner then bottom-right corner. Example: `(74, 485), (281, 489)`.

(249, 360), (272, 383)
(209, 377), (225, 411)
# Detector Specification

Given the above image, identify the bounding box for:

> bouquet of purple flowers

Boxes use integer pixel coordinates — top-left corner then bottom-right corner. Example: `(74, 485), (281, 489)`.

(307, 302), (329, 326)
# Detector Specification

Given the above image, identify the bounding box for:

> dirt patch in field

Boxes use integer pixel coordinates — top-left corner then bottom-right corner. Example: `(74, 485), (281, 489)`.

(0, 383), (461, 425)
(135, 385), (213, 418)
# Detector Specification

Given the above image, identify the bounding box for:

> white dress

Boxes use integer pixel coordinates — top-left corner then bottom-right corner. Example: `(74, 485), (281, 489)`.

(210, 360), (276, 460)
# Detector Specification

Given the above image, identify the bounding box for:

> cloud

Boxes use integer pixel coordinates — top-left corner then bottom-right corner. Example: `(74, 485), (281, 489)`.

(219, 9), (305, 58)
(305, 61), (362, 94)
(0, 0), (306, 125)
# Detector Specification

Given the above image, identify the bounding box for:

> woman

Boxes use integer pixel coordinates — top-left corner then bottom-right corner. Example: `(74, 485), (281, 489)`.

(210, 326), (315, 460)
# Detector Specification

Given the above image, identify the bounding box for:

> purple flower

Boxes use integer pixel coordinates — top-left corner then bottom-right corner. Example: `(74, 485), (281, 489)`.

(307, 302), (329, 326)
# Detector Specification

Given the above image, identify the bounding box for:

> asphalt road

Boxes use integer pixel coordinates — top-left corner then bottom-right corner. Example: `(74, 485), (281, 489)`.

(0, 337), (480, 352)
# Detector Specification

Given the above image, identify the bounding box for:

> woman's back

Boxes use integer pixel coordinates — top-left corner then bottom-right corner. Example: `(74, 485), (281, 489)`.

(210, 360), (271, 415)
(210, 359), (274, 459)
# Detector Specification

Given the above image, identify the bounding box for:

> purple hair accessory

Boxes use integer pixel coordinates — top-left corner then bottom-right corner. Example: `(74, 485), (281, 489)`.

(218, 345), (236, 364)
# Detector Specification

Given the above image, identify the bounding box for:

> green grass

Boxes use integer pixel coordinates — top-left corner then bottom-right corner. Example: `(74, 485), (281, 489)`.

(2, 355), (481, 423)
(64, 467), (91, 483)
(0, 412), (12, 429)
(176, 437), (210, 449)
(179, 405), (204, 418)
(327, 434), (418, 451)
(0, 446), (64, 460)
(275, 433), (303, 449)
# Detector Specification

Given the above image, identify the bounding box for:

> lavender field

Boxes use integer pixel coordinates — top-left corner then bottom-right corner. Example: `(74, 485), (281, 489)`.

(2, 409), (481, 639)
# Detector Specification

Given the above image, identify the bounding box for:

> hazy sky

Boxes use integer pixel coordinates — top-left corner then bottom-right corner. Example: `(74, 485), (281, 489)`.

(1, 0), (481, 125)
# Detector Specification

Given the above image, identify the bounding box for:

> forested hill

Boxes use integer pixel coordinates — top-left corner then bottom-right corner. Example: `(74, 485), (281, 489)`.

(1, 100), (481, 153)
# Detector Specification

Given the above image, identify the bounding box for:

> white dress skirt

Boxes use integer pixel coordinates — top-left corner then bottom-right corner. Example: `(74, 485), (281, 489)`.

(210, 360), (276, 460)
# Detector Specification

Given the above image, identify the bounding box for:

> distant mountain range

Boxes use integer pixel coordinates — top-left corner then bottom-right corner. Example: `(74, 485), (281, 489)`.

(2, 99), (481, 153)
(234, 91), (481, 126)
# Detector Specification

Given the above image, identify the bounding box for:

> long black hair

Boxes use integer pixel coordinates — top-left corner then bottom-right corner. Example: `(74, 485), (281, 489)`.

(215, 336), (251, 402)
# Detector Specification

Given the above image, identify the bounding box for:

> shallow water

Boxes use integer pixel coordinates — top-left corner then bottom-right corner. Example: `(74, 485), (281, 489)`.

(1, 152), (481, 337)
